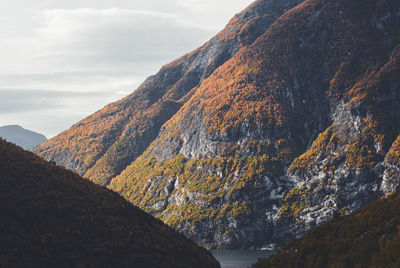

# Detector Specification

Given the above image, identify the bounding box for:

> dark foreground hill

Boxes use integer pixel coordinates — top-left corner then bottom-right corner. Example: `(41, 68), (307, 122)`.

(254, 191), (400, 268)
(0, 125), (47, 149)
(0, 139), (219, 268)
(33, 0), (400, 248)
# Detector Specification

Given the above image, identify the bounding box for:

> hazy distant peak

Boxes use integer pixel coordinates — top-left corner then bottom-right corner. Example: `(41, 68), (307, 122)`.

(0, 125), (47, 149)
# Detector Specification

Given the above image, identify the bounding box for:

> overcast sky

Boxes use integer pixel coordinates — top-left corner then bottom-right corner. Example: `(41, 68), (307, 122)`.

(0, 0), (254, 138)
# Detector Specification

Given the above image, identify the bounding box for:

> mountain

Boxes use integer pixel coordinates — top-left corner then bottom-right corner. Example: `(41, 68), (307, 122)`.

(0, 139), (219, 268)
(0, 125), (47, 149)
(254, 191), (400, 267)
(33, 0), (400, 249)
(32, 0), (304, 187)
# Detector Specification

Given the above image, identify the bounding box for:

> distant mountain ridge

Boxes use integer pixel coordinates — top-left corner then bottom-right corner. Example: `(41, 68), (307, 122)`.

(33, 0), (400, 249)
(0, 125), (47, 149)
(0, 138), (219, 268)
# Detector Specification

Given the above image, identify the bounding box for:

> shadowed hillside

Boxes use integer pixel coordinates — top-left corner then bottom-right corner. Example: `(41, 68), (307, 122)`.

(0, 139), (219, 268)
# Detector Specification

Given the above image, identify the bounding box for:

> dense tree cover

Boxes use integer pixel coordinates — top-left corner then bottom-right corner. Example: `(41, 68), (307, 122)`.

(254, 191), (400, 268)
(0, 139), (219, 268)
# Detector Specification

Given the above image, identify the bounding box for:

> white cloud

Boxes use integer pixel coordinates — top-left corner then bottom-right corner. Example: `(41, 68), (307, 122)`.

(33, 8), (217, 71)
(0, 72), (139, 93)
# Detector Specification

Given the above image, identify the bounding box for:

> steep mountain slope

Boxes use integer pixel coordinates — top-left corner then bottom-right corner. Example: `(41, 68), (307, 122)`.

(0, 139), (219, 268)
(33, 0), (400, 249)
(254, 191), (400, 268)
(0, 125), (47, 149)
(32, 0), (304, 186)
(109, 0), (400, 248)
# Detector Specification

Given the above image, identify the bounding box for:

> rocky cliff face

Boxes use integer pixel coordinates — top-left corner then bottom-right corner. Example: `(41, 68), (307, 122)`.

(281, 46), (400, 239)
(34, 0), (400, 249)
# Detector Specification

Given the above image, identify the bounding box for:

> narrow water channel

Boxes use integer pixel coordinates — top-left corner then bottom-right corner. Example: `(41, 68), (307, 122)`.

(211, 250), (276, 268)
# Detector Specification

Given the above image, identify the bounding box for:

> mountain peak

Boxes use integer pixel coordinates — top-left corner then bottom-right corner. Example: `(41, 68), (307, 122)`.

(2, 125), (23, 129)
(0, 125), (47, 150)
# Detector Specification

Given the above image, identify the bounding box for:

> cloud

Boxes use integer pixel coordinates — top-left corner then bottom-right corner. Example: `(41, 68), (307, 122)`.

(1, 7), (219, 77)
(0, 72), (140, 93)
(33, 8), (217, 73)
(0, 88), (117, 113)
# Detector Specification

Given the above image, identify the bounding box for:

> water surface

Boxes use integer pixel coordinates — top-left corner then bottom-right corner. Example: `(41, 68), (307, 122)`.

(211, 250), (275, 268)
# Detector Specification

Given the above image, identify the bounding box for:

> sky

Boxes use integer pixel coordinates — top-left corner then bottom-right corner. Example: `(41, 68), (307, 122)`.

(0, 0), (254, 138)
